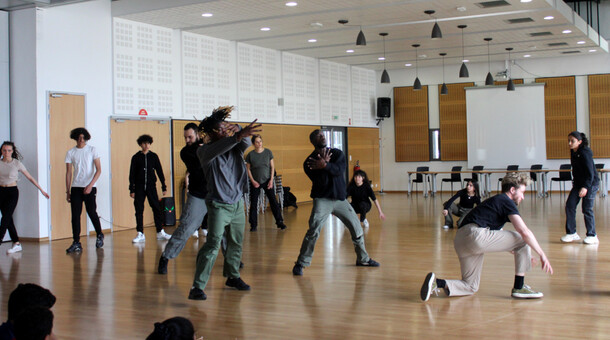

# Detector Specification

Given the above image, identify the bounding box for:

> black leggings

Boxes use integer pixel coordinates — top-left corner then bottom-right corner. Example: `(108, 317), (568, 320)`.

(70, 187), (103, 242)
(0, 187), (20, 243)
(351, 201), (372, 222)
(133, 187), (164, 233)
(249, 180), (283, 227)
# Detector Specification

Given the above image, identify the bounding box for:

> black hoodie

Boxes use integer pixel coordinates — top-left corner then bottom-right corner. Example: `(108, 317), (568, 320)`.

(129, 151), (166, 193)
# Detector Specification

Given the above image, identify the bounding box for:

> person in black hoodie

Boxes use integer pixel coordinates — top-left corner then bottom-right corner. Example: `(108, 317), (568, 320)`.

(129, 134), (171, 243)
(561, 131), (600, 245)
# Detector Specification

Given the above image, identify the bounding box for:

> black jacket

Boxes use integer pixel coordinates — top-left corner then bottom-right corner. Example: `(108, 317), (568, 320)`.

(180, 143), (207, 199)
(571, 146), (599, 191)
(304, 148), (347, 200)
(129, 151), (166, 193)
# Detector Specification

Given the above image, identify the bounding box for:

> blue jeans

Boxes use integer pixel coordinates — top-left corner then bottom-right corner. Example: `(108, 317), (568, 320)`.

(565, 185), (598, 236)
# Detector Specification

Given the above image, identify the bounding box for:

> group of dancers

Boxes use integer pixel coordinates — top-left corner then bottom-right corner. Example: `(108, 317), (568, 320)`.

(0, 105), (601, 302)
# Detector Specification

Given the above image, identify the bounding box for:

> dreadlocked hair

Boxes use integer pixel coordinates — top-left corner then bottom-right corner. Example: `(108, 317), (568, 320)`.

(199, 106), (234, 134)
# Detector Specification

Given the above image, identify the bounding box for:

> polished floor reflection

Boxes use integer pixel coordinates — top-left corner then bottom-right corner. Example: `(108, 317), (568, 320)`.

(1, 192), (609, 339)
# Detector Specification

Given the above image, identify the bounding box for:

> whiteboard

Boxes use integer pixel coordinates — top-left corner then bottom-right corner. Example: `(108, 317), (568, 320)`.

(465, 84), (546, 169)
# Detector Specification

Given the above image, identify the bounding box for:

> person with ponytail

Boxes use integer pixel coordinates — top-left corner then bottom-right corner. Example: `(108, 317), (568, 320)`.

(146, 317), (196, 340)
(0, 142), (50, 254)
(560, 131), (600, 245)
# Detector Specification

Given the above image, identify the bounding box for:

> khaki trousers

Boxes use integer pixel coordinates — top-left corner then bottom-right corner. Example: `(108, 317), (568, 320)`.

(445, 224), (531, 296)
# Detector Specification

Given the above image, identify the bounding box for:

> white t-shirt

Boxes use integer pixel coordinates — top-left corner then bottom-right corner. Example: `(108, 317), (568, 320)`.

(65, 145), (100, 188)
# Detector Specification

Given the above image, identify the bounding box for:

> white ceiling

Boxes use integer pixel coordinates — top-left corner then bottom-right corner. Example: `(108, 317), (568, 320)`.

(114, 0), (608, 70)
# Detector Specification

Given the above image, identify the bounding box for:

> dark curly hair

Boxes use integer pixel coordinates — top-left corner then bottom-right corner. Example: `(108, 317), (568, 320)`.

(69, 127), (91, 141)
(199, 106), (234, 134)
(146, 317), (195, 340)
(137, 134), (153, 145)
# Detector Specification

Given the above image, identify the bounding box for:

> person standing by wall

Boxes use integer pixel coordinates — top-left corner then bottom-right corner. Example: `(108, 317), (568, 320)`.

(65, 128), (104, 254)
(129, 134), (171, 243)
(245, 134), (286, 231)
(560, 131), (600, 245)
(0, 142), (49, 254)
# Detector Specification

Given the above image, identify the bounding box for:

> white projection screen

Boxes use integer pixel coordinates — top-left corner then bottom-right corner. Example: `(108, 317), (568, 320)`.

(465, 84), (546, 169)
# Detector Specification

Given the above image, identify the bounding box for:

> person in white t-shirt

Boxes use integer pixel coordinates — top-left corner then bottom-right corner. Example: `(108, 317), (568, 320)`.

(65, 128), (104, 254)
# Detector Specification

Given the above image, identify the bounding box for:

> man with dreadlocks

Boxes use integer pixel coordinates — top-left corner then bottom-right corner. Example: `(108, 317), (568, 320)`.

(188, 106), (261, 301)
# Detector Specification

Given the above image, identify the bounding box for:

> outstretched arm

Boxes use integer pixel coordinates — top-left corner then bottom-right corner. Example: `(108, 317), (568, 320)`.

(20, 168), (49, 199)
(509, 214), (553, 274)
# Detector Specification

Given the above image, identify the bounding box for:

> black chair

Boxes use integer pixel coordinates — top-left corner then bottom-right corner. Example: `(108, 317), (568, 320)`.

(441, 166), (462, 195)
(463, 165), (484, 185)
(550, 164), (572, 195)
(595, 163), (604, 170)
(410, 166), (429, 195)
(529, 164), (543, 196)
(497, 165), (519, 192)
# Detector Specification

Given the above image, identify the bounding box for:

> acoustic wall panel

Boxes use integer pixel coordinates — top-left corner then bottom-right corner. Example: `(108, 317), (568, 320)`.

(351, 66), (376, 127)
(319, 60), (351, 126)
(282, 52), (319, 124)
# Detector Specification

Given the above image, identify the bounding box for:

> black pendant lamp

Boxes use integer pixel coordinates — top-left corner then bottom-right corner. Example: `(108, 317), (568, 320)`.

(440, 53), (448, 95)
(380, 33), (390, 83)
(357, 26), (366, 46)
(458, 25), (469, 78)
(506, 47), (515, 91)
(484, 37), (494, 86)
(425, 10), (442, 39)
(412, 44), (422, 90)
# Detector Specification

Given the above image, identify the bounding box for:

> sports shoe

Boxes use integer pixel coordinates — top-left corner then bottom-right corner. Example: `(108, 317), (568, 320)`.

(292, 263), (303, 276)
(191, 230), (199, 238)
(66, 242), (82, 254)
(421, 272), (440, 301)
(7, 243), (22, 254)
(583, 235), (599, 245)
(560, 233), (581, 243)
(511, 284), (543, 299)
(95, 234), (104, 248)
(250, 226), (257, 232)
(442, 225), (454, 229)
(277, 222), (287, 230)
(188, 287), (207, 300)
(200, 229), (208, 237)
(132, 232), (145, 243)
(157, 230), (171, 240)
(158, 256), (168, 274)
(356, 258), (380, 267)
(362, 219), (370, 228)
(226, 277), (251, 291)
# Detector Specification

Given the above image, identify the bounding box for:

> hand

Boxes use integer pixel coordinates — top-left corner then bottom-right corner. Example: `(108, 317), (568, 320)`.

(84, 185), (92, 195)
(236, 119), (263, 140)
(162, 190), (167, 196)
(540, 255), (553, 274)
(267, 180), (273, 190)
(66, 193), (71, 203)
(306, 148), (332, 170)
(252, 180), (260, 188)
(579, 188), (588, 198)
(442, 209), (448, 216)
(41, 191), (50, 199)
(319, 148), (332, 163)
(130, 193), (135, 199)
(379, 212), (386, 221)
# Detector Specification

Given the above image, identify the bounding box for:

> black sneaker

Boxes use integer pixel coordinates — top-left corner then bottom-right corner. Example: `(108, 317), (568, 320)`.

(250, 226), (257, 232)
(95, 234), (104, 248)
(277, 222), (287, 230)
(66, 242), (82, 254)
(158, 256), (168, 274)
(188, 287), (207, 300)
(239, 261), (244, 269)
(292, 263), (303, 276)
(226, 277), (251, 291)
(356, 258), (380, 267)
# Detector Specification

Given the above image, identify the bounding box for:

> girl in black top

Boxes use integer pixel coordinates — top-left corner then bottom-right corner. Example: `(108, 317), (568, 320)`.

(346, 170), (385, 227)
(561, 131), (600, 244)
(442, 180), (480, 229)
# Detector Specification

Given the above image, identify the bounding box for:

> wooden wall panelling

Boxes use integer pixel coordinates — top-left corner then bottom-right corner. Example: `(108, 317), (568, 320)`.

(588, 74), (610, 157)
(394, 86), (429, 162)
(438, 82), (473, 161)
(347, 127), (380, 190)
(494, 79), (524, 85)
(535, 76), (576, 159)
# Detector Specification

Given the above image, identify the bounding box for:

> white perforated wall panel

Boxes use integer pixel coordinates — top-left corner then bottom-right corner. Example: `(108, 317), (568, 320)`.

(237, 43), (281, 123)
(319, 60), (351, 126)
(182, 32), (237, 120)
(114, 18), (180, 116)
(282, 52), (319, 124)
(351, 67), (377, 127)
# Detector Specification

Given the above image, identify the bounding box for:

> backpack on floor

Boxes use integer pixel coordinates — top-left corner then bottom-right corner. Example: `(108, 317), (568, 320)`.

(283, 187), (298, 208)
(161, 197), (176, 226)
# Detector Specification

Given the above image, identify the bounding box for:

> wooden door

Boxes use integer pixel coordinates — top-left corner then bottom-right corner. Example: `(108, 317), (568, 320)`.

(110, 119), (172, 231)
(49, 93), (86, 240)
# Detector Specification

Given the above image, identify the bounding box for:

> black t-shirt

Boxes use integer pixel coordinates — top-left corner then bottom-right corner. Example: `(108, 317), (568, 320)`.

(443, 189), (480, 210)
(347, 182), (376, 206)
(459, 194), (519, 230)
(180, 143), (207, 199)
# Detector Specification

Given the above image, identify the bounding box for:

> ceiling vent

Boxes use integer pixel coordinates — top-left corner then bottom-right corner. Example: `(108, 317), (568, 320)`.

(529, 31), (553, 37)
(562, 50), (581, 54)
(548, 42), (568, 46)
(506, 17), (534, 24)
(475, 1), (511, 9)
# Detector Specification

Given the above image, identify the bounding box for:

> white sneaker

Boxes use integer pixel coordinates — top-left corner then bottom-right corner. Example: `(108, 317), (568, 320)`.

(132, 232), (145, 243)
(7, 243), (22, 254)
(157, 230), (172, 240)
(583, 235), (599, 245)
(200, 229), (208, 237)
(191, 230), (199, 238)
(560, 233), (581, 243)
(362, 219), (369, 228)
(442, 225), (450, 229)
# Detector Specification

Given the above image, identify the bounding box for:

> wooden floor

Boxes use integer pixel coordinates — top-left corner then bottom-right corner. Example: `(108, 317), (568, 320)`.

(1, 192), (610, 339)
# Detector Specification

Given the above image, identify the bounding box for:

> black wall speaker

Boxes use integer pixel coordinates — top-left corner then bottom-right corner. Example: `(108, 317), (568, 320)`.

(377, 97), (391, 118)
